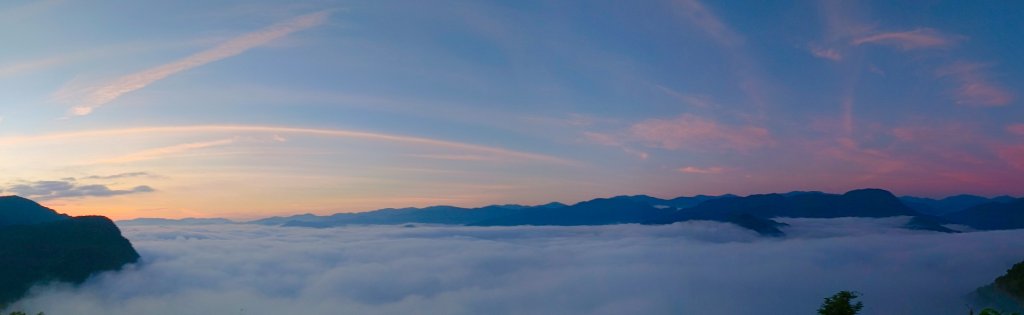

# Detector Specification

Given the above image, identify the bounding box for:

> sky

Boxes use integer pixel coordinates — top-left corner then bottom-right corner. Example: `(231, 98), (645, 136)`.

(1, 0), (1022, 219)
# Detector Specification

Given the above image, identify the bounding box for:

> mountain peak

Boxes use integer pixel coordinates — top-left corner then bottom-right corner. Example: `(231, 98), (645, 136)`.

(842, 188), (897, 198)
(0, 197), (139, 306)
(0, 195), (69, 227)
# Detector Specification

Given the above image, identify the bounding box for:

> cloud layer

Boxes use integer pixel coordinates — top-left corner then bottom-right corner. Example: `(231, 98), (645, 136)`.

(1, 180), (154, 200)
(8, 219), (1024, 314)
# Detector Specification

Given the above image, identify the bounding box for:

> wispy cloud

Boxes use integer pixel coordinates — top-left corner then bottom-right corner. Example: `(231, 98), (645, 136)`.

(583, 114), (771, 158)
(1, 39), (222, 79)
(407, 154), (496, 162)
(1008, 124), (1024, 136)
(0, 125), (576, 165)
(669, 0), (771, 113)
(581, 131), (649, 159)
(96, 139), (236, 164)
(808, 45), (842, 61)
(677, 166), (725, 174)
(851, 28), (962, 50)
(0, 179), (154, 200)
(656, 85), (715, 108)
(936, 62), (1014, 107)
(61, 10), (332, 116)
(629, 114), (773, 151)
(671, 0), (743, 47)
(82, 172), (157, 180)
(0, 54), (76, 78)
(582, 131), (623, 147)
(997, 145), (1024, 171)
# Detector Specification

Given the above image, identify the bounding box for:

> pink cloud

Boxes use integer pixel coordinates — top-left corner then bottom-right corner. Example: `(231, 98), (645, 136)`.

(629, 114), (772, 151)
(956, 82), (1014, 107)
(809, 135), (1021, 195)
(890, 128), (918, 142)
(936, 62), (1014, 107)
(582, 131), (623, 147)
(1008, 124), (1024, 136)
(851, 28), (962, 50)
(824, 138), (904, 173)
(677, 166), (725, 174)
(998, 145), (1024, 170)
(581, 131), (649, 159)
(656, 85), (715, 108)
(809, 45), (842, 61)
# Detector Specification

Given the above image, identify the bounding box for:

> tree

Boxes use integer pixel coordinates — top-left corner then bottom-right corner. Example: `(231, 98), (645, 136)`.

(818, 291), (864, 315)
(978, 308), (1021, 315)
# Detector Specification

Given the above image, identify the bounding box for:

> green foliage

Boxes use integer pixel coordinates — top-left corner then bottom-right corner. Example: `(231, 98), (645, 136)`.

(818, 291), (864, 315)
(6, 311), (44, 315)
(978, 307), (1021, 315)
(995, 261), (1024, 301)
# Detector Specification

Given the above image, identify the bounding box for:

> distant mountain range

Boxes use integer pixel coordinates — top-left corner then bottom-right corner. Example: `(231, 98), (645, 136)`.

(117, 188), (1024, 237)
(900, 195), (1017, 216)
(118, 217), (235, 226)
(0, 196), (140, 307)
(945, 198), (1024, 230)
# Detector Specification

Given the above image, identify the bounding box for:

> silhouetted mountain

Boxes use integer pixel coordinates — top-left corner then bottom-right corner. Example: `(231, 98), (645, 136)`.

(469, 197), (671, 226)
(649, 188), (916, 224)
(264, 195), (739, 229)
(903, 215), (959, 233)
(970, 259), (1024, 313)
(944, 198), (1024, 230)
(666, 194), (736, 209)
(901, 195), (1015, 216)
(724, 213), (787, 237)
(118, 217), (235, 226)
(250, 189), (988, 236)
(608, 194), (734, 210)
(249, 213), (323, 226)
(536, 202), (568, 209)
(612, 195), (668, 206)
(279, 205), (519, 228)
(0, 196), (139, 307)
(0, 196), (68, 227)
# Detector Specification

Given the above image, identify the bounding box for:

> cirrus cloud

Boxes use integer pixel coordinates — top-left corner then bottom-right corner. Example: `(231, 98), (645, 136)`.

(851, 28), (963, 50)
(629, 114), (773, 151)
(0, 179), (154, 201)
(59, 10), (332, 117)
(677, 166), (725, 174)
(936, 62), (1015, 107)
(1008, 124), (1024, 136)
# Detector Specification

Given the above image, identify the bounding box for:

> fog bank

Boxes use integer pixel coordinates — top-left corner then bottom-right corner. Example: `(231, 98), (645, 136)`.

(9, 218), (1024, 314)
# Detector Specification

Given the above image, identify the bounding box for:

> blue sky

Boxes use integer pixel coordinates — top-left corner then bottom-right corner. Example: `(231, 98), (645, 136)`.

(1, 0), (1022, 219)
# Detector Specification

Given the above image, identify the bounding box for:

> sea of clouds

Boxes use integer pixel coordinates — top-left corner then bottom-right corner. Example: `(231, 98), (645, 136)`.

(8, 217), (1024, 314)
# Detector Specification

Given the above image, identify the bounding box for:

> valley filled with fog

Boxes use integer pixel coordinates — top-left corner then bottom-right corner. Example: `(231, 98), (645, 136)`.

(7, 217), (1024, 315)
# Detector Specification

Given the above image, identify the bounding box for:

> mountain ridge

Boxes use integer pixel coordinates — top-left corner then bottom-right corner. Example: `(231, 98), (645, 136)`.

(113, 189), (1024, 236)
(0, 195), (140, 307)
(0, 195), (70, 227)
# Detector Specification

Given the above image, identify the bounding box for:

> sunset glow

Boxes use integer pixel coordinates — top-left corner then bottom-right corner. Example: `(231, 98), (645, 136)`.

(2, 0), (1022, 219)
